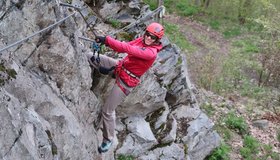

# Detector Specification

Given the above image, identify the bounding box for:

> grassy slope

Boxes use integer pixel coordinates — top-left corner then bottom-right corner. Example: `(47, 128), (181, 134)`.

(144, 0), (280, 159)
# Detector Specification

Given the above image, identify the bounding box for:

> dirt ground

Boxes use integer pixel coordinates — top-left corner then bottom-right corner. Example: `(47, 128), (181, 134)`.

(164, 14), (280, 159)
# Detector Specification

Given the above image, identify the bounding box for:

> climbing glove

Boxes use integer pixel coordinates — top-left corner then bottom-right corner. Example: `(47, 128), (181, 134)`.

(95, 36), (106, 45)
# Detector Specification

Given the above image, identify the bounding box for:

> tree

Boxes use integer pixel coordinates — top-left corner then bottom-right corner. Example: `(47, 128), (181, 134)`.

(256, 0), (280, 88)
(238, 0), (252, 24)
(194, 0), (211, 9)
(202, 0), (211, 9)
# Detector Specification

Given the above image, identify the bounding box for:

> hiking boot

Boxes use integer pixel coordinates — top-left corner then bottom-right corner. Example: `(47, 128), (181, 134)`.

(98, 139), (112, 153)
(85, 52), (96, 66)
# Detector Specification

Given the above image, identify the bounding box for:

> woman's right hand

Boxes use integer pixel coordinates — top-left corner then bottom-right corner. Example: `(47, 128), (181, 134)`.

(95, 36), (106, 45)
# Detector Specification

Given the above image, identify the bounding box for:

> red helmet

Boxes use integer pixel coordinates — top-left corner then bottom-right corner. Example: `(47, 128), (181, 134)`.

(146, 22), (164, 39)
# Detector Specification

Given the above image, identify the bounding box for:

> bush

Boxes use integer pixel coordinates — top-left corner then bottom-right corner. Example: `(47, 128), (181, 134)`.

(240, 135), (260, 159)
(176, 3), (199, 16)
(223, 27), (241, 38)
(262, 144), (280, 160)
(206, 143), (230, 160)
(232, 39), (259, 53)
(0, 63), (17, 86)
(201, 103), (216, 116)
(142, 0), (157, 10)
(164, 0), (199, 16)
(224, 112), (248, 135)
(117, 154), (134, 160)
(277, 129), (280, 142)
(107, 18), (122, 28)
(209, 20), (220, 30)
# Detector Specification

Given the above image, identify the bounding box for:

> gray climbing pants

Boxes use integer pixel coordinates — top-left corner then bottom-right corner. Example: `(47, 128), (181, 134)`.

(89, 53), (133, 141)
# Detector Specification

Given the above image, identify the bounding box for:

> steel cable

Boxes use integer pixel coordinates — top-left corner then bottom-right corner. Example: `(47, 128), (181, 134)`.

(0, 12), (76, 53)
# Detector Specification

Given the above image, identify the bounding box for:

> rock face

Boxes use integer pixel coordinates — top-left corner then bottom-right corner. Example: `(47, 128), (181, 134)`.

(0, 0), (221, 160)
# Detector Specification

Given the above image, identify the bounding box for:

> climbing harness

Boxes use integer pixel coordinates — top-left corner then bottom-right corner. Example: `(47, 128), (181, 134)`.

(121, 66), (140, 80)
(115, 76), (131, 96)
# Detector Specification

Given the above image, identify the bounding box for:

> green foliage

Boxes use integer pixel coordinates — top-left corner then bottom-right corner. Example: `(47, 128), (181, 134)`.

(240, 147), (253, 160)
(240, 135), (260, 160)
(224, 112), (248, 135)
(164, 22), (195, 52)
(6, 68), (17, 79)
(209, 20), (220, 30)
(244, 19), (264, 32)
(206, 143), (230, 160)
(117, 154), (134, 160)
(198, 52), (217, 90)
(116, 32), (135, 41)
(243, 135), (260, 152)
(210, 77), (230, 95)
(255, 0), (280, 33)
(277, 129), (280, 142)
(232, 39), (259, 53)
(214, 124), (233, 142)
(66, 0), (72, 4)
(270, 153), (280, 160)
(107, 18), (122, 28)
(0, 64), (5, 71)
(222, 128), (233, 142)
(210, 42), (267, 99)
(262, 144), (280, 160)
(223, 27), (241, 38)
(176, 2), (199, 16)
(176, 56), (182, 66)
(184, 144), (188, 155)
(0, 63), (17, 86)
(163, 0), (199, 16)
(142, 0), (157, 10)
(239, 81), (267, 98)
(201, 103), (216, 116)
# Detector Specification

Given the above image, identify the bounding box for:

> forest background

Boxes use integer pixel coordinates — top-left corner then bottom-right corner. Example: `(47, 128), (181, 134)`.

(142, 0), (280, 159)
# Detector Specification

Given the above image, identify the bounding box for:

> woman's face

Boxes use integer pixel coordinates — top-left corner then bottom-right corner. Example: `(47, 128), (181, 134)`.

(144, 32), (158, 45)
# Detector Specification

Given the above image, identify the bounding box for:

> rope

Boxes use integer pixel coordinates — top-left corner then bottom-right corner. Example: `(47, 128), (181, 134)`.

(0, 12), (76, 53)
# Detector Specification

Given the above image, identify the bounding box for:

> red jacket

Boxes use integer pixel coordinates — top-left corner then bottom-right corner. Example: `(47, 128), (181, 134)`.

(105, 36), (162, 87)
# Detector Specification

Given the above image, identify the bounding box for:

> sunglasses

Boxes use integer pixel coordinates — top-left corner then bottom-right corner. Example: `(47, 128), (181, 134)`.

(145, 32), (158, 40)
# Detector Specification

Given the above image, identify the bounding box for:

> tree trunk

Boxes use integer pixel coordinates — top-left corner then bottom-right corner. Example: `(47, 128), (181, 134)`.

(195, 0), (201, 6)
(203, 0), (211, 9)
(158, 0), (163, 6)
(258, 70), (263, 87)
(238, 0), (251, 25)
(204, 0), (211, 9)
(155, 0), (164, 22)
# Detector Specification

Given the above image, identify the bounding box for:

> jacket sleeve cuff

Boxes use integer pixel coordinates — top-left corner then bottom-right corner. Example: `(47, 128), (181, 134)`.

(105, 36), (109, 46)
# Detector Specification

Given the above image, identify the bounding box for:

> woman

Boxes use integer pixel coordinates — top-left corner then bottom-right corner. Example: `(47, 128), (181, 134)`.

(86, 22), (164, 153)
